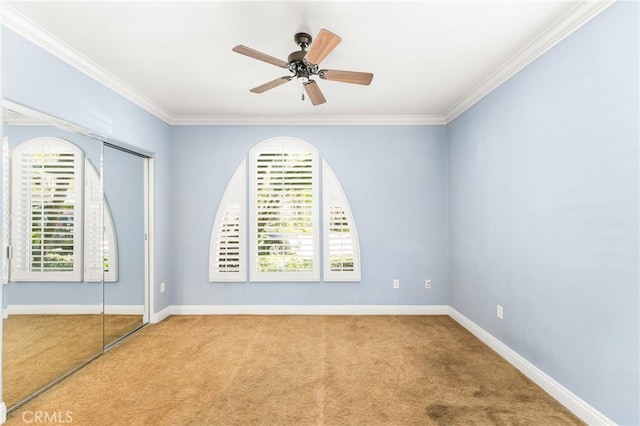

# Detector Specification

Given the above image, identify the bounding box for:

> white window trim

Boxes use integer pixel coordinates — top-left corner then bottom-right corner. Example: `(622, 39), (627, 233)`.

(209, 160), (246, 282)
(322, 160), (361, 282)
(249, 138), (320, 282)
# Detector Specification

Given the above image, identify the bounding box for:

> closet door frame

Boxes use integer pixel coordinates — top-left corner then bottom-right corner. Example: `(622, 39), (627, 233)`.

(103, 143), (153, 330)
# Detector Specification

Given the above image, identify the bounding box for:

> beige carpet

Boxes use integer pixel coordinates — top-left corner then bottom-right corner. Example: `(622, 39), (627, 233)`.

(3, 314), (142, 409)
(104, 314), (144, 347)
(6, 315), (583, 425)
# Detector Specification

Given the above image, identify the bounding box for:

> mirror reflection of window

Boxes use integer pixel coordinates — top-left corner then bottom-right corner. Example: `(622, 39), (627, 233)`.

(11, 138), (83, 282)
(9, 137), (118, 282)
(2, 106), (108, 410)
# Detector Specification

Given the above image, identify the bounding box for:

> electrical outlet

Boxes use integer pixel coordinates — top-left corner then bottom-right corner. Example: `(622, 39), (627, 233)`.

(160, 282), (166, 293)
(393, 279), (400, 289)
(497, 304), (503, 320)
(425, 279), (432, 289)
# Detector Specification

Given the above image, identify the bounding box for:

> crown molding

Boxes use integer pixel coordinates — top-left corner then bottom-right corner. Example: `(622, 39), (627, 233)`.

(2, 1), (615, 127)
(169, 114), (446, 126)
(443, 0), (616, 123)
(1, 4), (174, 124)
(0, 5), (443, 127)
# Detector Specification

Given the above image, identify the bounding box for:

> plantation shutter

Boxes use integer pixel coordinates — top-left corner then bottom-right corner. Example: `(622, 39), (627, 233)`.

(250, 139), (319, 281)
(209, 161), (246, 282)
(84, 160), (118, 282)
(11, 138), (83, 282)
(322, 160), (361, 281)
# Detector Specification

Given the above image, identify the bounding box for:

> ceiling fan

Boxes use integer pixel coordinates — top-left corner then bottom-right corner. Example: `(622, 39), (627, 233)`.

(232, 29), (373, 106)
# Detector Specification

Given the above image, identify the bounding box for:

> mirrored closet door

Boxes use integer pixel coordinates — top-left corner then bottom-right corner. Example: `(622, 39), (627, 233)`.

(2, 104), (105, 409)
(102, 144), (148, 347)
(2, 102), (150, 411)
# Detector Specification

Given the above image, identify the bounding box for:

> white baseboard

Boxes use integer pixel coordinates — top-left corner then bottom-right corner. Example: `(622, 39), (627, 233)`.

(2, 309), (7, 320)
(151, 305), (172, 323)
(6, 304), (102, 315)
(448, 307), (614, 426)
(169, 304), (450, 316)
(5, 304), (144, 316)
(0, 402), (6, 425)
(103, 305), (145, 315)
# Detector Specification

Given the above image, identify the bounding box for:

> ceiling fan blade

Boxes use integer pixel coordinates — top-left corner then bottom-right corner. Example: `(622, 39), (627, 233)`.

(320, 69), (374, 86)
(250, 76), (293, 94)
(304, 29), (341, 65)
(304, 80), (326, 106)
(232, 45), (288, 68)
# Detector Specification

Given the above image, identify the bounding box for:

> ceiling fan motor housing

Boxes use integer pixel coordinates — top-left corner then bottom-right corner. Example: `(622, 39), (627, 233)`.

(288, 34), (318, 80)
(287, 50), (306, 64)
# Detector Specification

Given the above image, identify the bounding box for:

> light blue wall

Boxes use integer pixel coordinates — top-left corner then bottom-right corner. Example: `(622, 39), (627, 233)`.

(2, 27), (172, 313)
(170, 125), (449, 305)
(447, 2), (639, 424)
(103, 146), (146, 306)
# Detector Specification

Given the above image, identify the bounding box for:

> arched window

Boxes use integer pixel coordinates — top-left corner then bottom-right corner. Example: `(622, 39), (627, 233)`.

(9, 137), (118, 282)
(323, 160), (360, 281)
(209, 137), (360, 282)
(209, 161), (246, 282)
(84, 160), (118, 282)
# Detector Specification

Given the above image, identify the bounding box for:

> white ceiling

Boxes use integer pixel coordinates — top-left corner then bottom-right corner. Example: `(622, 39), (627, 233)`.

(3, 1), (612, 124)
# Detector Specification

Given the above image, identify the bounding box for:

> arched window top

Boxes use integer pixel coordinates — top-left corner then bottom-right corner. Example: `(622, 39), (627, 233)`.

(12, 136), (82, 156)
(250, 137), (319, 156)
